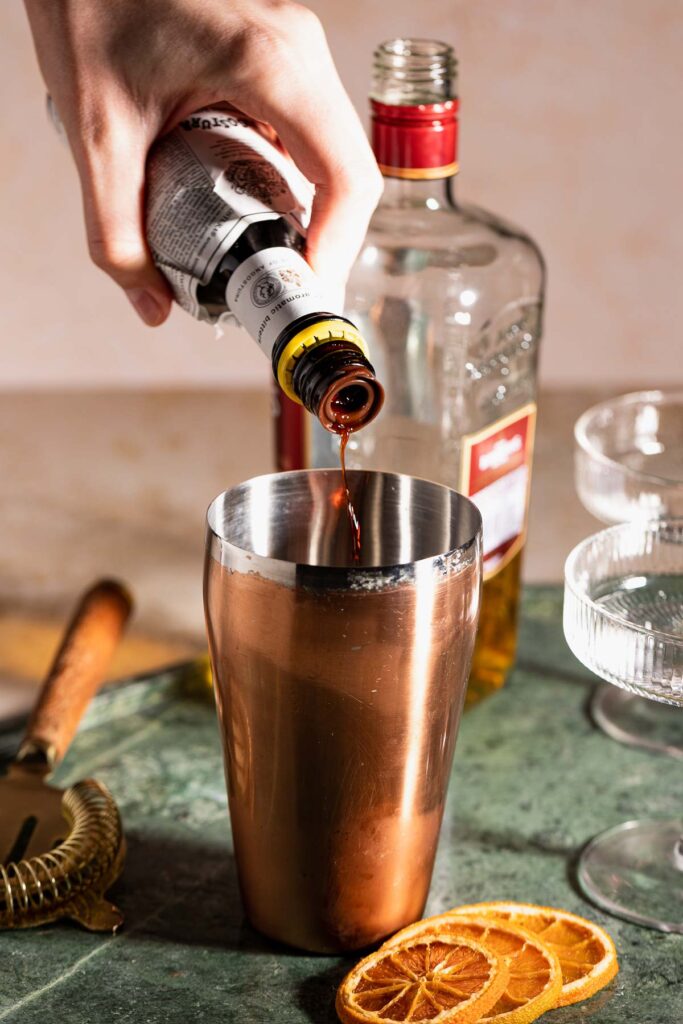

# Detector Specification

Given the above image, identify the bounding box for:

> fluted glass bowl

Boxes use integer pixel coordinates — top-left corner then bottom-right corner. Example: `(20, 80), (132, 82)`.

(564, 519), (683, 932)
(575, 390), (683, 525)
(564, 519), (683, 705)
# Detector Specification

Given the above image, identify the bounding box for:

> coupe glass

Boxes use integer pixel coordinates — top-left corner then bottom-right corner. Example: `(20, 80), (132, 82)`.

(563, 519), (683, 932)
(574, 390), (683, 756)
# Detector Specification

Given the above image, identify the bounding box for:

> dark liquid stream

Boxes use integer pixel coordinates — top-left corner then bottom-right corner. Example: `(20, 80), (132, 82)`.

(339, 430), (361, 563)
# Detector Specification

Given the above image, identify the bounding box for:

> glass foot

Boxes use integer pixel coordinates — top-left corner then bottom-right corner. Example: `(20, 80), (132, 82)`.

(591, 685), (683, 759)
(578, 819), (683, 933)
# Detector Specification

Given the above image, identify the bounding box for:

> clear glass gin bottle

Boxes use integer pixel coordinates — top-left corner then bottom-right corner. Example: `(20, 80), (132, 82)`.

(310, 39), (545, 703)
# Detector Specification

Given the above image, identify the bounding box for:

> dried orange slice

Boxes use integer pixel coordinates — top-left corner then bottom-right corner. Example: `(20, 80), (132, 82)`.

(336, 935), (509, 1024)
(382, 914), (562, 1024)
(450, 902), (618, 1007)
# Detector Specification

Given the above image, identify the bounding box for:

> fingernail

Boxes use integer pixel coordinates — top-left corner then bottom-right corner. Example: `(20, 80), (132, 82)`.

(126, 288), (165, 326)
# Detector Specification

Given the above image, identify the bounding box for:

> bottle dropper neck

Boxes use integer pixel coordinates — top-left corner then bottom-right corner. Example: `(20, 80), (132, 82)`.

(272, 316), (384, 434)
(291, 340), (384, 434)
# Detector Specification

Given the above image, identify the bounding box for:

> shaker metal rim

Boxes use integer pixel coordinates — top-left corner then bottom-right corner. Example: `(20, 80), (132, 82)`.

(206, 468), (482, 587)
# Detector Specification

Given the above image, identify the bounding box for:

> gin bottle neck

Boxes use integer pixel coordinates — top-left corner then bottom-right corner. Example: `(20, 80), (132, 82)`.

(378, 172), (458, 209)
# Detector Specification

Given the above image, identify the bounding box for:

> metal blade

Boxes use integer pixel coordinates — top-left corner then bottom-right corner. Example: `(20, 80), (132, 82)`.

(21, 808), (70, 860)
(0, 772), (65, 865)
(3, 814), (38, 865)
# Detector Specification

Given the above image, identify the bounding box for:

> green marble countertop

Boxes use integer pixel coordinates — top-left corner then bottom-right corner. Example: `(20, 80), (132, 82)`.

(0, 586), (681, 1023)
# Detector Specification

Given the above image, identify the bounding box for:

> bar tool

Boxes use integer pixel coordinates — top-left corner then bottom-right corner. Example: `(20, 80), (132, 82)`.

(0, 580), (131, 931)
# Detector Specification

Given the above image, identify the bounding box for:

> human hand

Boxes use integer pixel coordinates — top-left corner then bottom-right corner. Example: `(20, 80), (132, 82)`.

(24, 0), (382, 326)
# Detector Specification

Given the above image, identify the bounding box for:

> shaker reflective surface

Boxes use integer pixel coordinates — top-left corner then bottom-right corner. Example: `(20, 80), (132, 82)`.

(205, 469), (481, 953)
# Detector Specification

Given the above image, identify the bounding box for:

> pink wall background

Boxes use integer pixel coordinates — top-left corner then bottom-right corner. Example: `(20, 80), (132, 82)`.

(1, 0), (680, 389)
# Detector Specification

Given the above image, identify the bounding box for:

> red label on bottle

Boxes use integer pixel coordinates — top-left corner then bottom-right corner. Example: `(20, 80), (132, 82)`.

(371, 100), (459, 180)
(460, 404), (536, 579)
(273, 386), (309, 471)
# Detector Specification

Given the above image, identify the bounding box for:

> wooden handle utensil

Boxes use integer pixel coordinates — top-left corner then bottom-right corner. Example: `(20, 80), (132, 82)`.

(17, 579), (133, 768)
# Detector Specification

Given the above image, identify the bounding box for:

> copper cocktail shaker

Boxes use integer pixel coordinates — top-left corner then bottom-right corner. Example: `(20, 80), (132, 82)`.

(204, 469), (482, 953)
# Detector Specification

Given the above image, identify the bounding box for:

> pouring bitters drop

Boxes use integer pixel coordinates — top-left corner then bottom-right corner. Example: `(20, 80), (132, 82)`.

(295, 340), (384, 563)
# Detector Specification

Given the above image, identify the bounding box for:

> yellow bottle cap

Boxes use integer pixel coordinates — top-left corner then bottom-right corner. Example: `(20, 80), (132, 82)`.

(276, 319), (369, 404)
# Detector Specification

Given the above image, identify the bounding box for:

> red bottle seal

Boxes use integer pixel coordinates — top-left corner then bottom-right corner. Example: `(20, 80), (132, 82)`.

(371, 99), (459, 179)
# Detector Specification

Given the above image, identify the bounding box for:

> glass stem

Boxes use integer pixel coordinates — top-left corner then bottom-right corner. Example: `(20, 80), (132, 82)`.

(675, 834), (683, 871)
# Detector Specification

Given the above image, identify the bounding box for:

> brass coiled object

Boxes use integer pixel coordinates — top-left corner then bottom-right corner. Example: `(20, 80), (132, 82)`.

(0, 580), (133, 933)
(0, 779), (125, 930)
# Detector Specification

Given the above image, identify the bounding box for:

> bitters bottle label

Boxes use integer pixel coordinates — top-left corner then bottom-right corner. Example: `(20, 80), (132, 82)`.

(226, 247), (331, 359)
(145, 108), (314, 322)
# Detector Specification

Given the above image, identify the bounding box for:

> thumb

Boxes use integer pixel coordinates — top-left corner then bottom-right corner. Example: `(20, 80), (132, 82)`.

(77, 122), (172, 326)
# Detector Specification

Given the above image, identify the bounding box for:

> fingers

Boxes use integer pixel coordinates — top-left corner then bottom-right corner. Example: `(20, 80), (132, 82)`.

(303, 152), (383, 289)
(229, 8), (383, 287)
(75, 112), (172, 326)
